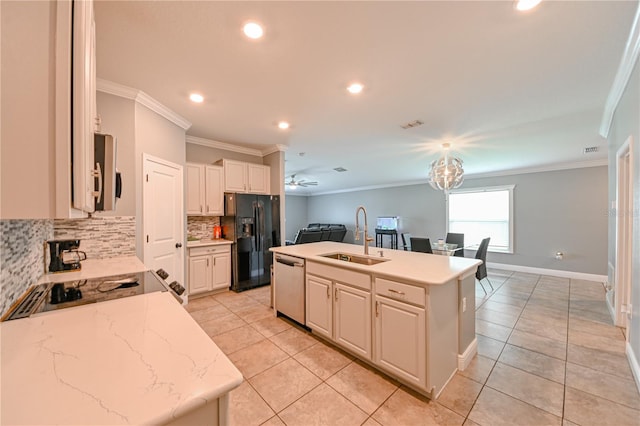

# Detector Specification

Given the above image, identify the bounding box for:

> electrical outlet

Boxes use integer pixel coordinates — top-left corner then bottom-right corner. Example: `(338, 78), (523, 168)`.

(462, 297), (467, 312)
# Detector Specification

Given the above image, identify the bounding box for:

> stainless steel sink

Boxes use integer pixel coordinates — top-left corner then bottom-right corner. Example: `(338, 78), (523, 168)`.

(320, 252), (389, 266)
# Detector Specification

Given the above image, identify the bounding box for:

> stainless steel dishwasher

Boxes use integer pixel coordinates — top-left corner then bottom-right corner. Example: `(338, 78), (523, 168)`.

(274, 254), (305, 324)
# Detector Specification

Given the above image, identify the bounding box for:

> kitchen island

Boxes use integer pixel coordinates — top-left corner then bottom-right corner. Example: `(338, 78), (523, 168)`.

(1, 290), (242, 425)
(271, 241), (481, 399)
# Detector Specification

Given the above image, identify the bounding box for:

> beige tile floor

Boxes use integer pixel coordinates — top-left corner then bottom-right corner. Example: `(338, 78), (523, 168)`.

(186, 269), (640, 426)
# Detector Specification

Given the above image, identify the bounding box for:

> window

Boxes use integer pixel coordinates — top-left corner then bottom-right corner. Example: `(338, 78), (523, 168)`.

(446, 185), (514, 253)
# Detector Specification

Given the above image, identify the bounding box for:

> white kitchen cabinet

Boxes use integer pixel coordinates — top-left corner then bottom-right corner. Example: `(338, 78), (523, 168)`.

(219, 159), (270, 194)
(188, 244), (231, 295)
(305, 261), (372, 359)
(374, 294), (426, 389)
(1, 0), (97, 218)
(186, 163), (224, 216)
(306, 275), (333, 338)
(335, 283), (371, 359)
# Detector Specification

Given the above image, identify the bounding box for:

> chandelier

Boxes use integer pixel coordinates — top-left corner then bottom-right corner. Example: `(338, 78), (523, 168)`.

(428, 143), (464, 191)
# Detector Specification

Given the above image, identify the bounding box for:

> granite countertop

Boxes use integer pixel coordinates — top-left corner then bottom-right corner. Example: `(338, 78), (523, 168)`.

(0, 291), (243, 425)
(187, 239), (233, 248)
(38, 255), (148, 284)
(270, 241), (481, 285)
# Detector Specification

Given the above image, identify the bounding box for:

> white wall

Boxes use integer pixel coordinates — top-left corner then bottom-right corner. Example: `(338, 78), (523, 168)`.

(284, 195), (309, 241)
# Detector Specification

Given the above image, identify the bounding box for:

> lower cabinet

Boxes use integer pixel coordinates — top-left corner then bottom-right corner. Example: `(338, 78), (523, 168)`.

(306, 262), (372, 360)
(188, 245), (231, 295)
(374, 294), (426, 388)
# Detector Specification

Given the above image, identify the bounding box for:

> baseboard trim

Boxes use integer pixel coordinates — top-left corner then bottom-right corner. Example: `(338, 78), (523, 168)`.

(626, 341), (640, 394)
(487, 262), (607, 283)
(606, 294), (616, 323)
(458, 337), (478, 371)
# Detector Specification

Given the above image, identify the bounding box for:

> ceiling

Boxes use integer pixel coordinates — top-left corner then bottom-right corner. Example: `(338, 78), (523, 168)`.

(94, 1), (636, 195)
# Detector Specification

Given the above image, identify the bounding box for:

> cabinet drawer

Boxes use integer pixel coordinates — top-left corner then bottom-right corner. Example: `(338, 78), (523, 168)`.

(307, 261), (371, 291)
(189, 244), (231, 257)
(375, 278), (425, 307)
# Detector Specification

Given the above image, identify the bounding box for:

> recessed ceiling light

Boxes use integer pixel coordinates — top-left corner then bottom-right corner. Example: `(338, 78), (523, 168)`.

(243, 22), (264, 39)
(189, 93), (204, 103)
(515, 0), (541, 11)
(347, 83), (364, 94)
(278, 121), (290, 130)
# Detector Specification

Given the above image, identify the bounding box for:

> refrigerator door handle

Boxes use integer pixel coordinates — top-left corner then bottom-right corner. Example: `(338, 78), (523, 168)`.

(259, 201), (265, 252)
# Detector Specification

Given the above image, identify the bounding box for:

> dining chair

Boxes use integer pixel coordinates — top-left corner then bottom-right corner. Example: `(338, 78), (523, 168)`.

(445, 232), (465, 257)
(410, 237), (432, 254)
(475, 237), (494, 294)
(401, 233), (412, 251)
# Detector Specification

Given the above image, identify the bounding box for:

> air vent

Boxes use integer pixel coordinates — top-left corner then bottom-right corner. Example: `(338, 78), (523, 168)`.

(333, 167), (348, 172)
(400, 120), (424, 130)
(583, 146), (599, 154)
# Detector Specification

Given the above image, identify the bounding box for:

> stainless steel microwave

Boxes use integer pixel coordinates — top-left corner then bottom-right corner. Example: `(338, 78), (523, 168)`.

(94, 133), (121, 211)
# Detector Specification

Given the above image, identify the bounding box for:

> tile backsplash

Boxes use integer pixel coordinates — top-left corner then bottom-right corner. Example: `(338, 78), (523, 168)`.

(54, 216), (136, 259)
(0, 219), (53, 316)
(1, 216), (136, 317)
(187, 216), (221, 240)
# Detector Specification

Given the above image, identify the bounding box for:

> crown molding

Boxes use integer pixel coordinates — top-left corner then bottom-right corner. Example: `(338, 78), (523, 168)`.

(600, 3), (640, 137)
(306, 159), (608, 196)
(186, 135), (264, 157)
(262, 144), (288, 156)
(464, 158), (608, 180)
(96, 79), (192, 130)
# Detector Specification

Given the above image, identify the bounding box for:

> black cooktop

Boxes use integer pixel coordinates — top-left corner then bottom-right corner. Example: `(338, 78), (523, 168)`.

(4, 271), (170, 320)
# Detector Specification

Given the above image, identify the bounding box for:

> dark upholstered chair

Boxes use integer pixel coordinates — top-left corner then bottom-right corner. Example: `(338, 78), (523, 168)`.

(475, 237), (494, 294)
(296, 230), (322, 244)
(446, 232), (465, 257)
(410, 237), (432, 254)
(401, 233), (412, 251)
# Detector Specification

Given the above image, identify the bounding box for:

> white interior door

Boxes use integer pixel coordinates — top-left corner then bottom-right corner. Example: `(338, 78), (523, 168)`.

(143, 154), (184, 288)
(615, 136), (634, 335)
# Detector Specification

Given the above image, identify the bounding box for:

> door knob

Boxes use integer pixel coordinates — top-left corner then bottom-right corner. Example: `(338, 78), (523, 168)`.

(175, 243), (183, 248)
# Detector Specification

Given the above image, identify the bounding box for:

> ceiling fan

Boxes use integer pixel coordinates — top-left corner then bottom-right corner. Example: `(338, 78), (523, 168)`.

(286, 174), (318, 189)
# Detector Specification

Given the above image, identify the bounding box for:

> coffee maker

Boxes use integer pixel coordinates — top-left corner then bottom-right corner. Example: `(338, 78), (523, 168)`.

(47, 240), (86, 273)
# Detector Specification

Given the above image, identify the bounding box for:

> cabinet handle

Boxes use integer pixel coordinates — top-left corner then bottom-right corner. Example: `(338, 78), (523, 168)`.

(214, 257), (216, 266)
(326, 287), (330, 299)
(206, 258), (209, 266)
(206, 205), (209, 213)
(376, 301), (380, 317)
(388, 288), (405, 296)
(200, 205), (203, 213)
(334, 288), (338, 301)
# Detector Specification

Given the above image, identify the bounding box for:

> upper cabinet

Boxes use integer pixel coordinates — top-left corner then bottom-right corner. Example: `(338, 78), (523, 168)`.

(0, 0), (97, 219)
(219, 159), (270, 194)
(186, 164), (224, 216)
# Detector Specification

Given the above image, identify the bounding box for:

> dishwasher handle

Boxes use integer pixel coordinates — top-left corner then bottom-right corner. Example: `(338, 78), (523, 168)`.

(276, 256), (304, 268)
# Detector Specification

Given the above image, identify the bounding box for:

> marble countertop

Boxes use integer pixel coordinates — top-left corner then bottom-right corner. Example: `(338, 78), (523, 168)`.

(0, 291), (243, 425)
(270, 241), (481, 285)
(187, 239), (233, 248)
(39, 255), (148, 284)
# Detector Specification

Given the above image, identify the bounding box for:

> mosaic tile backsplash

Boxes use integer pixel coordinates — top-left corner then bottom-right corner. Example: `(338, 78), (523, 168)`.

(1, 216), (137, 316)
(54, 216), (136, 259)
(187, 216), (221, 240)
(1, 219), (53, 316)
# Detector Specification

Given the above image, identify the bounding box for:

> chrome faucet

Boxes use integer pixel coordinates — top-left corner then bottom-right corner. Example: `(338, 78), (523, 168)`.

(354, 205), (374, 255)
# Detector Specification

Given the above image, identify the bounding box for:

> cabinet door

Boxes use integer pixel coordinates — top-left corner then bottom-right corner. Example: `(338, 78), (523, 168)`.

(223, 160), (247, 193)
(306, 275), (332, 338)
(204, 165), (224, 215)
(374, 295), (426, 388)
(189, 255), (212, 294)
(211, 252), (231, 291)
(247, 164), (270, 194)
(335, 283), (372, 359)
(186, 164), (204, 215)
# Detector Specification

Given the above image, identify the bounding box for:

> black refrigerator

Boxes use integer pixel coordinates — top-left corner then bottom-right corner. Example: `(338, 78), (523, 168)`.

(222, 193), (281, 292)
